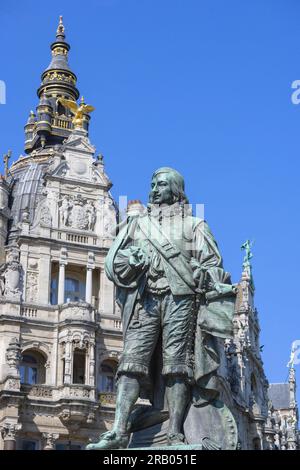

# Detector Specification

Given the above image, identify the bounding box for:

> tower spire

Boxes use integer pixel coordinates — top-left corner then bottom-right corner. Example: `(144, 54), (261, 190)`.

(37, 16), (79, 101)
(56, 15), (65, 39)
(24, 17), (84, 153)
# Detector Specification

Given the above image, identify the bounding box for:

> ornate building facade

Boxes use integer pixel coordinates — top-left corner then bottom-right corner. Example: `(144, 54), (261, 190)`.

(0, 18), (298, 450)
(0, 18), (122, 450)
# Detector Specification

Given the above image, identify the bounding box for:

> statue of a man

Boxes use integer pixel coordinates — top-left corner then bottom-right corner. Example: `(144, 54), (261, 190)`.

(87, 167), (236, 449)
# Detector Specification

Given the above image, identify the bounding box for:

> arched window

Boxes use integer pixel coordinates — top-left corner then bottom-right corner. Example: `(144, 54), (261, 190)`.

(20, 351), (46, 385)
(98, 360), (117, 392)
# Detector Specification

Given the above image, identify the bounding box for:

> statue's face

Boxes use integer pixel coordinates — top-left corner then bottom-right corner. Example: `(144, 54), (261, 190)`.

(150, 173), (174, 205)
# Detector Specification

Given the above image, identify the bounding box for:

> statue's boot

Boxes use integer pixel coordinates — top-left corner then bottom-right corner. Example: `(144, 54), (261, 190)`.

(86, 430), (129, 450)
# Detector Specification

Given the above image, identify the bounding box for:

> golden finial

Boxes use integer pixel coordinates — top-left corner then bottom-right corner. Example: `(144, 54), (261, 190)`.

(58, 98), (95, 129)
(56, 15), (65, 36)
(3, 150), (12, 179)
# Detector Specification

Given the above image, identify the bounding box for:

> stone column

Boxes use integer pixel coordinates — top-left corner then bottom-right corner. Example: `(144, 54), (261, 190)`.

(58, 247), (68, 305)
(0, 423), (21, 450)
(45, 360), (51, 384)
(58, 262), (66, 304)
(42, 432), (59, 450)
(85, 252), (95, 304)
(85, 267), (93, 304)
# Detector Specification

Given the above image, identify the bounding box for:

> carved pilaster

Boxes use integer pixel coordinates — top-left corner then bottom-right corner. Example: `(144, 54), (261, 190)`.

(5, 337), (21, 376)
(289, 368), (297, 408)
(88, 341), (95, 387)
(1, 244), (22, 300)
(42, 432), (59, 450)
(0, 423), (22, 450)
(63, 332), (72, 384)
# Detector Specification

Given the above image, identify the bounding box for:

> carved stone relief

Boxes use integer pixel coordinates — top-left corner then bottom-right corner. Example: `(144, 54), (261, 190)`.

(58, 194), (97, 231)
(6, 338), (21, 374)
(103, 196), (116, 236)
(59, 302), (93, 322)
(26, 271), (38, 303)
(40, 203), (52, 227)
(0, 245), (22, 300)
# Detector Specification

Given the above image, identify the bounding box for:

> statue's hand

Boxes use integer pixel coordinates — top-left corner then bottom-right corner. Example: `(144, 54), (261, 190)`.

(191, 257), (206, 289)
(128, 247), (149, 271)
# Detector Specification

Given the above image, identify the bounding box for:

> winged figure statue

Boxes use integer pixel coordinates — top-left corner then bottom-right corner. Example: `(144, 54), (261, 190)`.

(58, 97), (95, 128)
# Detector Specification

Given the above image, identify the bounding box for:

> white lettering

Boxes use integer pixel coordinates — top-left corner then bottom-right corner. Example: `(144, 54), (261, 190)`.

(0, 80), (6, 104)
(291, 80), (300, 104)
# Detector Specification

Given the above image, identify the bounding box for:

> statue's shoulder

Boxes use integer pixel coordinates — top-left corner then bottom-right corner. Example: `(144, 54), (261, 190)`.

(188, 216), (205, 231)
(189, 217), (215, 239)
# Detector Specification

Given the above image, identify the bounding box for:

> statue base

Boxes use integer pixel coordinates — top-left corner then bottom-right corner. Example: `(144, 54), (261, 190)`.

(129, 399), (237, 450)
(129, 444), (203, 450)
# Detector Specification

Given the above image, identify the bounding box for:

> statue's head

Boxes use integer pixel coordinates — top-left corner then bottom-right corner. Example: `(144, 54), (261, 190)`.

(149, 167), (189, 206)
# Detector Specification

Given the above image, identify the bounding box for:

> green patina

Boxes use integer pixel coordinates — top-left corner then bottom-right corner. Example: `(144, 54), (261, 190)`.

(87, 168), (237, 450)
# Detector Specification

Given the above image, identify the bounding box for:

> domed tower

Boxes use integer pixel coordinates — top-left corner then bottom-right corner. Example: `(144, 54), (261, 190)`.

(7, 17), (95, 236)
(24, 16), (80, 154)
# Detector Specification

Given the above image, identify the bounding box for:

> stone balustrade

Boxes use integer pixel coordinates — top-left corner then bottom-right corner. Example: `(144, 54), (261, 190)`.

(100, 315), (123, 332)
(59, 384), (93, 400)
(0, 301), (59, 322)
(21, 384), (54, 398)
(20, 384), (95, 401)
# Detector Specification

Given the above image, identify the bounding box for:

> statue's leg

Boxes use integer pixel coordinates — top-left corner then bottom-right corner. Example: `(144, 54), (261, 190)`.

(86, 374), (140, 450)
(161, 294), (194, 445)
(113, 374), (140, 434)
(165, 376), (189, 444)
(86, 292), (159, 450)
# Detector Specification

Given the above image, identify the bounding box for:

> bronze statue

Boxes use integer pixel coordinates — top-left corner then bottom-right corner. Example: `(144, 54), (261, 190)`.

(87, 167), (236, 449)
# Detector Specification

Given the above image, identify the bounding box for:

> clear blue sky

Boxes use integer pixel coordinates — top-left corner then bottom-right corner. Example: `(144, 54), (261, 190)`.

(1, 0), (300, 401)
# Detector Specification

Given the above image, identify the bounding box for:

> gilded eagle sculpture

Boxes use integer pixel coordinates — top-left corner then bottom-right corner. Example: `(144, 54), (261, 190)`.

(58, 97), (95, 128)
